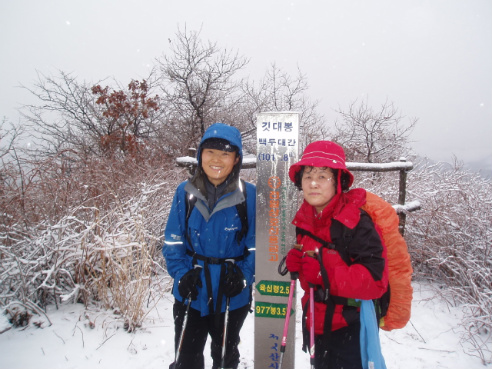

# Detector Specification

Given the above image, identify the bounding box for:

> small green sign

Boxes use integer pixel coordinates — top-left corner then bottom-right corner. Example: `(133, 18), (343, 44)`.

(256, 280), (291, 296)
(255, 301), (294, 319)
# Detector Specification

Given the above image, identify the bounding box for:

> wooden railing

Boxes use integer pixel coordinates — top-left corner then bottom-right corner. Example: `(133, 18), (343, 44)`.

(346, 159), (421, 235)
(176, 154), (420, 235)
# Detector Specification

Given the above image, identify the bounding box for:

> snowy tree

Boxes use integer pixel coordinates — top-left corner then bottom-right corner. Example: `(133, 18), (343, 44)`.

(156, 26), (249, 154)
(20, 70), (163, 159)
(333, 98), (417, 163)
(358, 157), (492, 363)
(90, 79), (160, 158)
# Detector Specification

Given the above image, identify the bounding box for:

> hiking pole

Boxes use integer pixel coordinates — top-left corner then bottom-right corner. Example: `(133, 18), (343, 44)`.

(175, 296), (192, 366)
(175, 264), (202, 367)
(294, 250), (317, 369)
(309, 283), (315, 369)
(278, 271), (298, 369)
(277, 243), (304, 369)
(220, 296), (231, 369)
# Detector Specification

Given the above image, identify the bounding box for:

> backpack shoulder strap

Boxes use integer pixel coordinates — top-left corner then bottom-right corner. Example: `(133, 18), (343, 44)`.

(184, 192), (197, 249)
(295, 227), (331, 248)
(295, 224), (350, 265)
(235, 179), (248, 243)
(295, 207), (366, 265)
(185, 193), (197, 221)
(329, 209), (367, 265)
(329, 220), (352, 265)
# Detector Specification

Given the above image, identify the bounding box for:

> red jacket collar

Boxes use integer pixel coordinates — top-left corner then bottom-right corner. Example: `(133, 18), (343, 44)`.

(292, 188), (367, 232)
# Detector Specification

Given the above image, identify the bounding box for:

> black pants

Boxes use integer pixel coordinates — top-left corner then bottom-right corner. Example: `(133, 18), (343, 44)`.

(171, 299), (250, 369)
(314, 321), (363, 369)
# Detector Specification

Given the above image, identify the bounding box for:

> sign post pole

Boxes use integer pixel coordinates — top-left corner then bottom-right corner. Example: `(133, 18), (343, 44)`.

(254, 112), (299, 369)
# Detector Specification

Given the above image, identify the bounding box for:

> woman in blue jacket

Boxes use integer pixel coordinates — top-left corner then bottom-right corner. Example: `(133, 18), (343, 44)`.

(163, 123), (256, 369)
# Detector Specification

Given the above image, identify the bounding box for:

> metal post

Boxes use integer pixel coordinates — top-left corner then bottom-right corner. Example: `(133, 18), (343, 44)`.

(255, 112), (299, 369)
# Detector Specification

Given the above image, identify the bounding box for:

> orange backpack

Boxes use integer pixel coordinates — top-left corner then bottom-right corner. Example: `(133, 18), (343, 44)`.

(362, 191), (413, 330)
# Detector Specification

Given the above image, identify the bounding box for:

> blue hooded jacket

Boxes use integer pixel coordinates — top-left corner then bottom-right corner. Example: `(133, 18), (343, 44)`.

(163, 123), (256, 316)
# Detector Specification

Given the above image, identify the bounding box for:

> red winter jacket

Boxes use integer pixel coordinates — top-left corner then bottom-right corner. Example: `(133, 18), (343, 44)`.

(292, 188), (389, 334)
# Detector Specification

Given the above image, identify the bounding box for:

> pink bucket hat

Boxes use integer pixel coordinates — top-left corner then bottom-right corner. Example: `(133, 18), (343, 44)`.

(288, 140), (354, 187)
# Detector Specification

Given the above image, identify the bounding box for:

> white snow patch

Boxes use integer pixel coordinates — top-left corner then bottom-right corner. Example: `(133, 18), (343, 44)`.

(0, 281), (489, 369)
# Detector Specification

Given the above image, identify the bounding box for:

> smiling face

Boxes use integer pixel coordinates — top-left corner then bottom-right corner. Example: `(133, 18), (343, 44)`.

(301, 166), (336, 213)
(201, 148), (239, 186)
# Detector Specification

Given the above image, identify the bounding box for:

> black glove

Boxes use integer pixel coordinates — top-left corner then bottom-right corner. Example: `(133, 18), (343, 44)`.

(178, 265), (203, 300)
(222, 261), (246, 298)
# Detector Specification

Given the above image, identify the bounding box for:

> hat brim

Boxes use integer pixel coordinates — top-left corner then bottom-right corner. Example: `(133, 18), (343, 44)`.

(201, 138), (238, 153)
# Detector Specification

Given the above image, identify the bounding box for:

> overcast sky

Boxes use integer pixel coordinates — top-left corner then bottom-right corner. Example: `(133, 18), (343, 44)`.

(1, 0), (491, 170)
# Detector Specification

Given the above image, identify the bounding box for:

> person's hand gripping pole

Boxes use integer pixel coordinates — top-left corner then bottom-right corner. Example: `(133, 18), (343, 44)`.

(278, 243), (319, 368)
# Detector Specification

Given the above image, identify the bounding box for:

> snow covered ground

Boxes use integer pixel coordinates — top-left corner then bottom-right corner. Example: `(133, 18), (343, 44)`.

(0, 280), (489, 369)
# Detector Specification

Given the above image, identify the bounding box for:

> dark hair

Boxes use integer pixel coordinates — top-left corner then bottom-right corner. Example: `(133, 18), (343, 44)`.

(293, 166), (351, 193)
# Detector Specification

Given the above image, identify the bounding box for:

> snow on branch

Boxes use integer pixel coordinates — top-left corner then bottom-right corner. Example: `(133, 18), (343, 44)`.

(177, 155), (257, 169)
(176, 156), (413, 172)
(347, 160), (414, 172)
(176, 156), (196, 165)
(393, 200), (421, 214)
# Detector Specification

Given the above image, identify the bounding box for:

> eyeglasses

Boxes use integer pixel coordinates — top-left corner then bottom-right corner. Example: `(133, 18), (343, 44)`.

(301, 175), (334, 183)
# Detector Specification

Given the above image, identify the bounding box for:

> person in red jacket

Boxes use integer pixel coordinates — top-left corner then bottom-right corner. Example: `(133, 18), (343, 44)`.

(285, 140), (389, 369)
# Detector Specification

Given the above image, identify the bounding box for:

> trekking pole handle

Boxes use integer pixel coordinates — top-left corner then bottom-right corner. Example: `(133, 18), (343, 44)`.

(192, 264), (203, 280)
(294, 243), (318, 258)
(185, 264), (203, 300)
(293, 243), (303, 250)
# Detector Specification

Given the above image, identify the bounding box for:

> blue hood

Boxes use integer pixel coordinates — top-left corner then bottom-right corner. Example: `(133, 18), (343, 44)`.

(197, 123), (243, 163)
